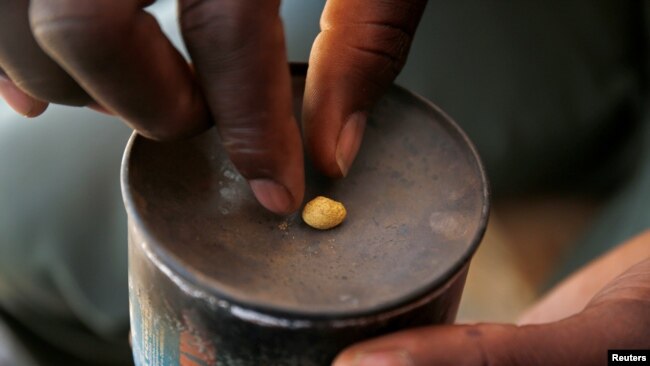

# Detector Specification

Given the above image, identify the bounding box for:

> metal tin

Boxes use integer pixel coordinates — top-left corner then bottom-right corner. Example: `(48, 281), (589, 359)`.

(122, 64), (489, 366)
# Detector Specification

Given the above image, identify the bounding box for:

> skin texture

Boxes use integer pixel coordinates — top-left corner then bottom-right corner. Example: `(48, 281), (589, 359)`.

(305, 0), (427, 178)
(333, 231), (650, 366)
(0, 0), (427, 215)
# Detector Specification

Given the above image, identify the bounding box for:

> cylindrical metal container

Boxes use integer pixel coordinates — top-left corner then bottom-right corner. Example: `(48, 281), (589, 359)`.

(122, 64), (489, 366)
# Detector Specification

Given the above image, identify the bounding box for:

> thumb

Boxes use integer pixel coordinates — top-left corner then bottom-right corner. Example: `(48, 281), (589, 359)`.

(332, 319), (608, 366)
(332, 322), (566, 366)
(304, 0), (427, 177)
(333, 258), (650, 366)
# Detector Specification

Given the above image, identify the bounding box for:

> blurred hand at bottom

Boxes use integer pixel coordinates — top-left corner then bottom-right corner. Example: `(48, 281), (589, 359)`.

(333, 231), (650, 366)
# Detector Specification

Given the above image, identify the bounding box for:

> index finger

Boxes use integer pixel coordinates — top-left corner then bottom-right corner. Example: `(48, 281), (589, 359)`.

(179, 0), (304, 214)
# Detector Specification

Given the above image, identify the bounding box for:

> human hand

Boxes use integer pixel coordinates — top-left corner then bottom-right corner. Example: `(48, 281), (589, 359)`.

(333, 231), (650, 366)
(0, 0), (427, 214)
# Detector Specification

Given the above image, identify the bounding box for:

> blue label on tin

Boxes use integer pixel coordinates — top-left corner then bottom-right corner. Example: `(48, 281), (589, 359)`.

(130, 289), (180, 366)
(130, 287), (216, 366)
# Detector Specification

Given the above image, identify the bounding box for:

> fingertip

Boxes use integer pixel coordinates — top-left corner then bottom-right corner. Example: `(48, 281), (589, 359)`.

(333, 349), (413, 366)
(331, 334), (407, 366)
(0, 75), (48, 117)
(331, 351), (355, 366)
(25, 99), (48, 118)
(332, 345), (363, 366)
(232, 116), (305, 216)
(250, 179), (302, 215)
(302, 90), (364, 179)
(303, 108), (367, 179)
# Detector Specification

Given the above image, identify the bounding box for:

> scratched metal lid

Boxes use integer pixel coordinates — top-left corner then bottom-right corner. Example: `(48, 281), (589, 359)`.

(122, 64), (489, 319)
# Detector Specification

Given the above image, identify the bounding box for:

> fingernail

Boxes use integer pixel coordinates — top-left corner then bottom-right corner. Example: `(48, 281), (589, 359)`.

(0, 76), (37, 117)
(353, 350), (414, 366)
(249, 179), (294, 215)
(336, 112), (367, 177)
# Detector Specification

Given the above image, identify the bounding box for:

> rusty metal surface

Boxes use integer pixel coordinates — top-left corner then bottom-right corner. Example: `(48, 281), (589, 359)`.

(128, 234), (469, 365)
(123, 64), (489, 318)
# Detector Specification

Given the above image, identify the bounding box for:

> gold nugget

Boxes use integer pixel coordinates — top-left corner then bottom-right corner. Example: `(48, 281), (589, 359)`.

(302, 196), (347, 230)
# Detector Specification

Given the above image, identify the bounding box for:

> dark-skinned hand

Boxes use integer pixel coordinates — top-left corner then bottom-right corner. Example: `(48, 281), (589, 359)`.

(0, 0), (427, 214)
(333, 231), (650, 366)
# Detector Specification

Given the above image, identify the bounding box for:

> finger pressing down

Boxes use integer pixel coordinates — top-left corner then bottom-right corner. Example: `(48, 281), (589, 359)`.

(305, 0), (427, 177)
(179, 0), (304, 214)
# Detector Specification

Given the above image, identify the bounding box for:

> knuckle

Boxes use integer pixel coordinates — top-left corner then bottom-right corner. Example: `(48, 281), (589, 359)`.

(218, 122), (286, 177)
(180, 0), (279, 50)
(180, 1), (255, 72)
(220, 124), (270, 156)
(181, 1), (248, 44)
(345, 22), (413, 76)
(180, 0), (231, 37)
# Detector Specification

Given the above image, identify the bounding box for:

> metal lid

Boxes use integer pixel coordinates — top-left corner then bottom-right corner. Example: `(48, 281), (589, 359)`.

(122, 64), (489, 319)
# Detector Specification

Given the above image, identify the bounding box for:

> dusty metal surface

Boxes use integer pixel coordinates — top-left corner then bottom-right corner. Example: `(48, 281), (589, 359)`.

(123, 64), (488, 318)
(124, 64), (489, 365)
